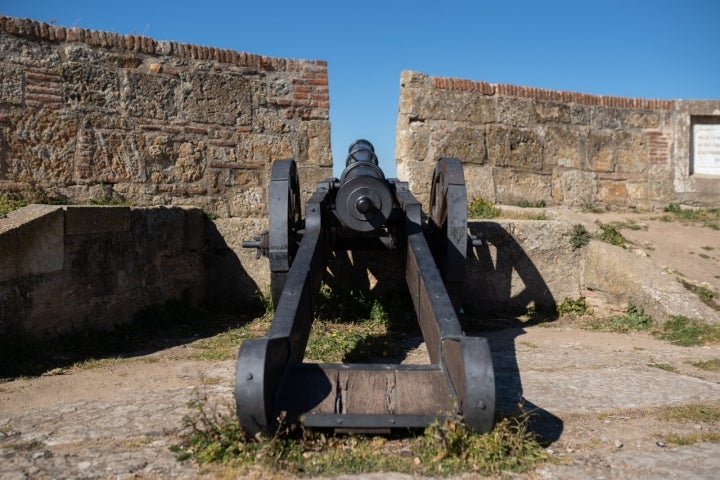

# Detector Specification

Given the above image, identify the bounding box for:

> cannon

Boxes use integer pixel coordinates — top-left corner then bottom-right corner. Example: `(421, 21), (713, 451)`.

(236, 140), (494, 434)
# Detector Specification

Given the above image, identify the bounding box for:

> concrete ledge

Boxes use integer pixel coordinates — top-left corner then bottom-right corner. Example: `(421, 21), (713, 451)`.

(0, 205), (64, 281)
(64, 206), (131, 236)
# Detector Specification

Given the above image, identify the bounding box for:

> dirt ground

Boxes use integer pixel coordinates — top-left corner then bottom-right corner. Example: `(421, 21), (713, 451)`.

(1, 209), (719, 479)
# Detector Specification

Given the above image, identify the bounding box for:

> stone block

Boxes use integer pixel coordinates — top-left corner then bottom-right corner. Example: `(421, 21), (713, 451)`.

(180, 71), (252, 126)
(0, 64), (23, 104)
(597, 180), (628, 206)
(494, 169), (551, 205)
(465, 220), (581, 314)
(122, 71), (178, 119)
(622, 110), (660, 129)
(544, 125), (587, 169)
(587, 130), (616, 172)
(487, 125), (543, 171)
(551, 168), (597, 206)
(464, 164), (496, 203)
(65, 206), (131, 235)
(428, 125), (487, 165)
(533, 101), (571, 123)
(62, 62), (121, 112)
(0, 205), (64, 279)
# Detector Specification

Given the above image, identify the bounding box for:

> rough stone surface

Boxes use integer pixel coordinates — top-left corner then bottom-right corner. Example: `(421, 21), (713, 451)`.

(1, 321), (719, 479)
(0, 15), (332, 219)
(0, 205), (209, 336)
(396, 70), (720, 210)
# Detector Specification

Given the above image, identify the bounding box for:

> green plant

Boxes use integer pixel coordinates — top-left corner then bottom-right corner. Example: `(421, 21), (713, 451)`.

(690, 358), (720, 371)
(0, 194), (27, 216)
(415, 414), (549, 475)
(595, 222), (626, 247)
(173, 394), (550, 477)
(659, 403), (720, 423)
(678, 279), (716, 306)
(468, 198), (502, 219)
(515, 199), (547, 208)
(558, 297), (591, 317)
(584, 304), (654, 332)
(663, 431), (720, 445)
(647, 362), (676, 372)
(570, 224), (591, 249)
(663, 204), (720, 230)
(653, 316), (720, 346)
(307, 284), (415, 363)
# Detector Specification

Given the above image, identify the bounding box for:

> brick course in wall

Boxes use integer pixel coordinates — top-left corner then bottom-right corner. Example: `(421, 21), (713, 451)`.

(0, 15), (332, 217)
(397, 70), (720, 209)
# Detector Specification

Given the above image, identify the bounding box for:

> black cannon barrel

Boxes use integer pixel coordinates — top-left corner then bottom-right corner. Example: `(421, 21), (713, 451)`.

(335, 140), (393, 232)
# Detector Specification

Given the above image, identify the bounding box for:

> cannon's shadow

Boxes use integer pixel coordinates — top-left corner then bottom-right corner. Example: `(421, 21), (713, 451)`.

(322, 222), (564, 443)
(465, 221), (563, 443)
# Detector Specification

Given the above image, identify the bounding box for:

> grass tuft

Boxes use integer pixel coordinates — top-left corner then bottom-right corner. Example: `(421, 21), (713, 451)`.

(653, 316), (720, 346)
(584, 304), (653, 332)
(558, 297), (592, 318)
(595, 222), (626, 247)
(570, 224), (591, 250)
(0, 194), (28, 216)
(468, 198), (502, 219)
(172, 394), (550, 477)
(691, 358), (720, 371)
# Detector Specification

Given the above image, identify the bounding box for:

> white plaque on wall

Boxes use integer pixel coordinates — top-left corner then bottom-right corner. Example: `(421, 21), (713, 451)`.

(693, 124), (720, 175)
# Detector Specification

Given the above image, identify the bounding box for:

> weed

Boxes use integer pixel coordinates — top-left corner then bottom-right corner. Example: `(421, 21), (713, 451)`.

(520, 213), (549, 220)
(570, 224), (591, 250)
(663, 204), (720, 230)
(691, 358), (720, 371)
(678, 279), (716, 305)
(701, 246), (715, 251)
(595, 222), (626, 247)
(416, 414), (548, 475)
(173, 394), (550, 476)
(584, 304), (653, 332)
(664, 431), (720, 445)
(204, 210), (220, 220)
(254, 290), (274, 317)
(468, 198), (502, 219)
(308, 284), (416, 363)
(659, 403), (720, 423)
(515, 199), (547, 208)
(653, 316), (720, 346)
(4, 439), (46, 451)
(647, 362), (676, 373)
(0, 194), (27, 216)
(558, 297), (591, 317)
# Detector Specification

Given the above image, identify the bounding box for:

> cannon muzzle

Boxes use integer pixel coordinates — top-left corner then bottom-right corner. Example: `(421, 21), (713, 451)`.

(335, 139), (393, 232)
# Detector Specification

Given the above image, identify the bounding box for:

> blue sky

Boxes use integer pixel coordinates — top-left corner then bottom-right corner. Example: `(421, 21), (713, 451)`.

(3, 0), (719, 176)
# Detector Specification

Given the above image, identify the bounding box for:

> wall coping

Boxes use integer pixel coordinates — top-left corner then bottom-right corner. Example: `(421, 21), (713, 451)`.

(405, 70), (675, 110)
(0, 15), (327, 71)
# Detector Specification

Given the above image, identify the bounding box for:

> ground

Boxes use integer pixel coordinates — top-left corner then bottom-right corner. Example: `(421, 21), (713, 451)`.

(1, 209), (719, 479)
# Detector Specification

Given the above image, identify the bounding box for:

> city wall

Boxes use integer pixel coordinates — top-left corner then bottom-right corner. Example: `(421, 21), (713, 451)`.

(0, 15), (331, 219)
(396, 70), (720, 209)
(1, 17), (719, 337)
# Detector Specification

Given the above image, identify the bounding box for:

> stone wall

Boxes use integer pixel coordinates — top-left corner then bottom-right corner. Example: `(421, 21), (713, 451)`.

(0, 204), (220, 336)
(396, 70), (720, 210)
(0, 16), (332, 218)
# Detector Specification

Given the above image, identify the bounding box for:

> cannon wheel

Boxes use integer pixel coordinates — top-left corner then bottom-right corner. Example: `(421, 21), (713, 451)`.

(268, 159), (302, 308)
(428, 157), (467, 310)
